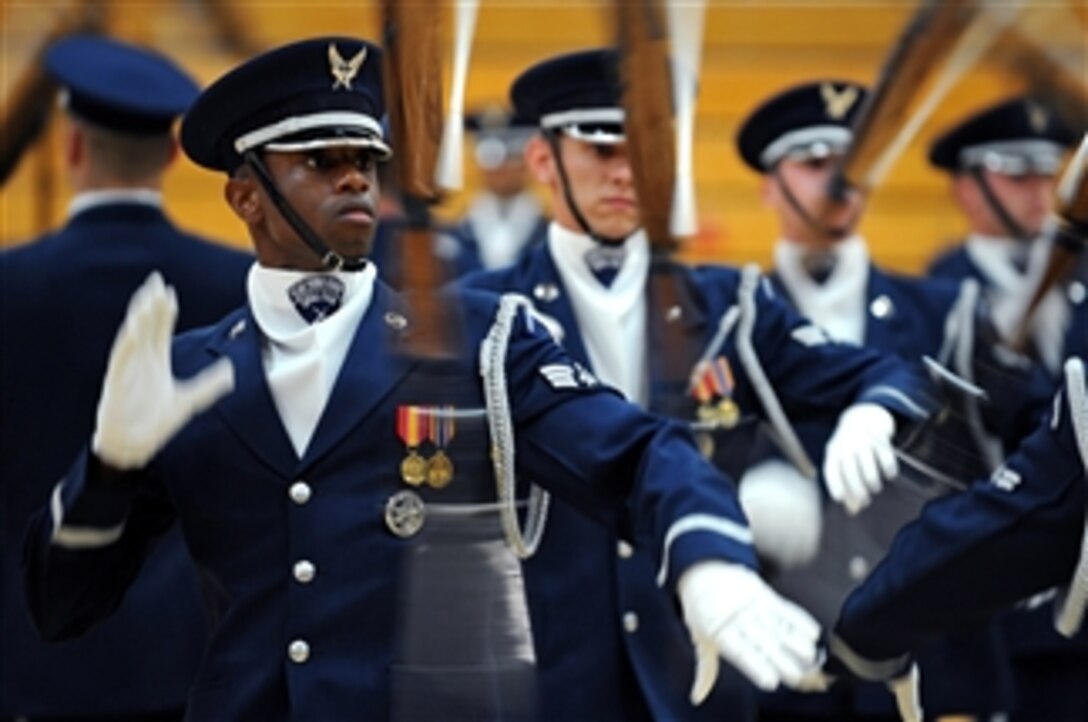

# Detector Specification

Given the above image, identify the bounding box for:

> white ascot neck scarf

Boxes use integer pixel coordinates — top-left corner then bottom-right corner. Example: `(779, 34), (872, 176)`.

(966, 234), (1033, 290)
(968, 232), (1069, 373)
(775, 235), (869, 345)
(548, 222), (650, 404)
(247, 263), (377, 456)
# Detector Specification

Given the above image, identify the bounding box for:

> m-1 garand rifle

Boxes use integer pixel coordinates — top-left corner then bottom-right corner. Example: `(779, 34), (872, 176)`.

(828, 0), (1020, 201)
(1007, 133), (1088, 352)
(380, 0), (451, 356)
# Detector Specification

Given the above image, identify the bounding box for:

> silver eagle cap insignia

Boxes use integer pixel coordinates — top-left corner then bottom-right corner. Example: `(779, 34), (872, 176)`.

(329, 43), (367, 91)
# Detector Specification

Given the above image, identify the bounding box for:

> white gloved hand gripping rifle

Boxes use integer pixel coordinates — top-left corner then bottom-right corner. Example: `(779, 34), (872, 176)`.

(678, 561), (821, 702)
(92, 272), (235, 470)
(822, 403), (899, 515)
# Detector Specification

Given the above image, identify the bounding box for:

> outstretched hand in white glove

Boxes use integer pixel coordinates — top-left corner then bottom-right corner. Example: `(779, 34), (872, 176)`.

(678, 561), (820, 702)
(822, 403), (898, 515)
(92, 272), (235, 470)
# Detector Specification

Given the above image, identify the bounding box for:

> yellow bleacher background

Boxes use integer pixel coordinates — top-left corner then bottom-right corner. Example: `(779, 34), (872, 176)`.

(2, 1), (1084, 274)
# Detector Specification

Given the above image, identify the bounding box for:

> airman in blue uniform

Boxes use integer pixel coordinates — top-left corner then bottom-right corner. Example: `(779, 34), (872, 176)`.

(0, 36), (252, 722)
(734, 79), (1025, 721)
(832, 356), (1088, 722)
(21, 37), (828, 722)
(927, 96), (1084, 372)
(446, 104), (548, 274)
(461, 50), (939, 722)
(925, 95), (1088, 721)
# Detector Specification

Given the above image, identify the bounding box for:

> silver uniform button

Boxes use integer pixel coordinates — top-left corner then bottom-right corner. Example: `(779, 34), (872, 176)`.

(385, 490), (425, 539)
(1069, 281), (1086, 305)
(616, 541), (634, 559)
(289, 481), (312, 505)
(869, 295), (894, 320)
(533, 282), (560, 302)
(384, 311), (408, 330)
(623, 612), (639, 633)
(293, 560), (316, 584)
(848, 555), (869, 581)
(288, 639), (310, 663)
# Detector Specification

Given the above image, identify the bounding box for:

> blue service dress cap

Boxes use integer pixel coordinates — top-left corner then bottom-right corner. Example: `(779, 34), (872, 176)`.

(181, 37), (390, 173)
(510, 48), (626, 144)
(736, 79), (868, 173)
(45, 35), (199, 134)
(928, 96), (1079, 174)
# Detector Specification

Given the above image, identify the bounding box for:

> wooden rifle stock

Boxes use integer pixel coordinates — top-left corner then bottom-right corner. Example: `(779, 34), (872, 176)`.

(381, 0), (443, 201)
(381, 0), (450, 356)
(0, 0), (106, 186)
(830, 0), (980, 200)
(614, 0), (677, 252)
(1009, 133), (1088, 352)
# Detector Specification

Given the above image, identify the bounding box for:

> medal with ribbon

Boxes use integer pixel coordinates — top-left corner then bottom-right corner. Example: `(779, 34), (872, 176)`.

(396, 405), (429, 486)
(426, 405), (456, 489)
(690, 356), (740, 429)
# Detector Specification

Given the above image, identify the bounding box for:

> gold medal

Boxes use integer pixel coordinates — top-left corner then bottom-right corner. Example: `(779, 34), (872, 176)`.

(425, 405), (456, 489)
(697, 403), (719, 424)
(691, 357), (740, 429)
(400, 449), (429, 486)
(397, 405), (430, 486)
(715, 399), (740, 429)
(426, 449), (455, 489)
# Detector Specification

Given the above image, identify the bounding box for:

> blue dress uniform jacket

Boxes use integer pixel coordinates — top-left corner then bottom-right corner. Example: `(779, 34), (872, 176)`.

(928, 243), (1088, 719)
(763, 265), (1016, 718)
(460, 246), (933, 722)
(929, 244), (1088, 366)
(23, 283), (764, 722)
(767, 266), (978, 469)
(0, 203), (252, 717)
(834, 357), (1088, 678)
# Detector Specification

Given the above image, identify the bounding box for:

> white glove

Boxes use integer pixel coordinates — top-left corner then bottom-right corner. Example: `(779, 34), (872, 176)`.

(888, 663), (923, 722)
(678, 561), (820, 702)
(822, 403), (898, 515)
(739, 459), (823, 569)
(92, 272), (235, 469)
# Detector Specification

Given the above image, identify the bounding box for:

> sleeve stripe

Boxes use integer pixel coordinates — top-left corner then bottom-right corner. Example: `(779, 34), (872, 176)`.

(655, 513), (753, 587)
(1056, 357), (1088, 637)
(50, 484), (126, 549)
(863, 385), (929, 419)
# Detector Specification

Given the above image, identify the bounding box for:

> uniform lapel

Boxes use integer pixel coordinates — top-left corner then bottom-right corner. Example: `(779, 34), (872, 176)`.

(768, 271), (796, 308)
(299, 282), (418, 468)
(208, 309), (299, 478)
(526, 247), (592, 366)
